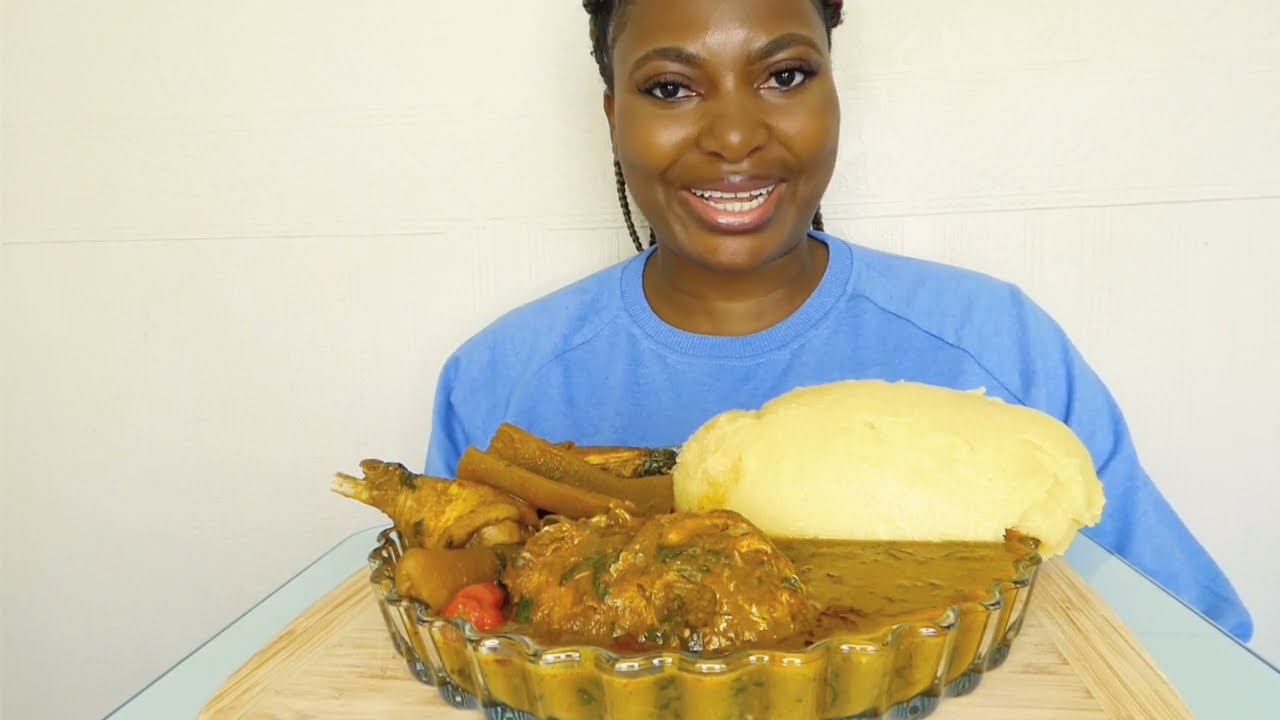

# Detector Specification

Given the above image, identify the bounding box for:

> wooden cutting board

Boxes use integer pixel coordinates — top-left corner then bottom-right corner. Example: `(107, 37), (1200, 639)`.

(199, 559), (1193, 719)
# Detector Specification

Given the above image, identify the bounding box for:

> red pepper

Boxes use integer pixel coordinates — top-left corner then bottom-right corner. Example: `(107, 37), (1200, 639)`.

(441, 582), (506, 631)
(455, 581), (505, 608)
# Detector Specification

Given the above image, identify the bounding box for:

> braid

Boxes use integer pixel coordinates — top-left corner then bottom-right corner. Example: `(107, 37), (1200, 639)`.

(614, 159), (643, 252)
(589, 1), (845, 251)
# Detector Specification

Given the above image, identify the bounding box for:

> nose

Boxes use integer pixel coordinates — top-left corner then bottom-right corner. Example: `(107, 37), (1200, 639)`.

(695, 92), (769, 164)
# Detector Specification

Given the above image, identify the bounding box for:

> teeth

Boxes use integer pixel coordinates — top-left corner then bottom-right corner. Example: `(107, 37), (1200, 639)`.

(690, 184), (776, 212)
(700, 194), (770, 212)
(691, 185), (775, 200)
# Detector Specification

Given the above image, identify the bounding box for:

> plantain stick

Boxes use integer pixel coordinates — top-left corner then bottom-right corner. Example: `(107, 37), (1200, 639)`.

(457, 447), (637, 518)
(487, 423), (674, 513)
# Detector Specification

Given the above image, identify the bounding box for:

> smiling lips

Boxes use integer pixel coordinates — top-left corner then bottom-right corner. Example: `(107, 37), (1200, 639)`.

(683, 179), (785, 233)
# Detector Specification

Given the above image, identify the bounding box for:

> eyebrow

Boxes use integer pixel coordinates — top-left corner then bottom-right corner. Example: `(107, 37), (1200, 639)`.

(629, 33), (825, 74)
(747, 33), (825, 65)
(630, 46), (704, 72)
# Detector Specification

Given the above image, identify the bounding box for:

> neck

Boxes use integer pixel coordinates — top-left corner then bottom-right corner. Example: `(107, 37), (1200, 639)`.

(642, 236), (830, 336)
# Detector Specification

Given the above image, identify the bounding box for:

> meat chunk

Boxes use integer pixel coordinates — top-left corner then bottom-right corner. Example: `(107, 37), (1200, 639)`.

(331, 459), (539, 549)
(502, 508), (816, 654)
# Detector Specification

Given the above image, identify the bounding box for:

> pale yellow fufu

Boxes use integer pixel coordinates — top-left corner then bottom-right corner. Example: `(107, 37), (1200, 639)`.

(671, 380), (1105, 557)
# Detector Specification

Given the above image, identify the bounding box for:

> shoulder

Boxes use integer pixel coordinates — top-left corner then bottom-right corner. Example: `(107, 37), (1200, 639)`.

(834, 236), (1033, 321)
(823, 233), (1074, 406)
(449, 257), (634, 380)
(427, 255), (635, 447)
(424, 254), (638, 476)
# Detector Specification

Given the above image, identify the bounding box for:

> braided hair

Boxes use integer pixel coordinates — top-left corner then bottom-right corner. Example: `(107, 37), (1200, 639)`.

(586, 0), (844, 251)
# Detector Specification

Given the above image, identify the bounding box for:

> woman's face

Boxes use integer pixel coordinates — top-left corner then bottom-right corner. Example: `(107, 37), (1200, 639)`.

(605, 0), (840, 274)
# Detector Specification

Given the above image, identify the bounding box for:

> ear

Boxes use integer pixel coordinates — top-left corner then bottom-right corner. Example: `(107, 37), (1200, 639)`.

(603, 90), (617, 138)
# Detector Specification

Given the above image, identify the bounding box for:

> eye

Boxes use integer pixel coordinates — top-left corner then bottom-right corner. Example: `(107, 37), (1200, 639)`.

(762, 65), (815, 91)
(644, 80), (696, 101)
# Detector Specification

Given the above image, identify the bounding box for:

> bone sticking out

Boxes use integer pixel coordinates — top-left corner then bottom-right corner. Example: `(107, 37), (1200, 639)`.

(330, 472), (370, 504)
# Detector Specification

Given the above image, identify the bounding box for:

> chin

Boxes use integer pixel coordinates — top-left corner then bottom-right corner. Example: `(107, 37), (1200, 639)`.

(680, 229), (807, 273)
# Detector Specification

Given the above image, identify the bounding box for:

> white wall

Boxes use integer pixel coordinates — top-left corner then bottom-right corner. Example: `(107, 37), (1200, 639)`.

(2, 1), (1277, 718)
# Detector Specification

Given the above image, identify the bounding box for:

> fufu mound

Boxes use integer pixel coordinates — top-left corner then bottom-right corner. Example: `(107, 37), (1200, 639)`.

(671, 380), (1104, 557)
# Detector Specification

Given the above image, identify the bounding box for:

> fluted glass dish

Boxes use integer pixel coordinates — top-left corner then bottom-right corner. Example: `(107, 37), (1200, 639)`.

(365, 527), (1043, 720)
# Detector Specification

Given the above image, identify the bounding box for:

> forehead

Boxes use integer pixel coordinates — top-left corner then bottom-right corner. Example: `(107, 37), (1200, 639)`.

(614, 0), (827, 59)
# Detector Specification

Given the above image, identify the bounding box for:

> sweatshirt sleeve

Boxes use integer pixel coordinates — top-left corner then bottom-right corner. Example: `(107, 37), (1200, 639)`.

(423, 343), (519, 479)
(1002, 289), (1253, 642)
(424, 353), (469, 479)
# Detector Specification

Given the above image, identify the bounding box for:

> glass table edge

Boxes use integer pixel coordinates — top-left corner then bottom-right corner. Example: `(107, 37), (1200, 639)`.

(99, 526), (386, 720)
(1065, 535), (1277, 673)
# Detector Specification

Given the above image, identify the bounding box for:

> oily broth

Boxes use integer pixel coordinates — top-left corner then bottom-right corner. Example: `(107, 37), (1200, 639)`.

(773, 534), (1037, 646)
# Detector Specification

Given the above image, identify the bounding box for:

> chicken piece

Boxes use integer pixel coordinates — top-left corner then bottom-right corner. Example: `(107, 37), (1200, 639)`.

(332, 459), (539, 549)
(502, 508), (817, 654)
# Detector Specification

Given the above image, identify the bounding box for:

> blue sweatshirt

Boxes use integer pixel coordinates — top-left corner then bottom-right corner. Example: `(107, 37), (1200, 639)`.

(425, 232), (1253, 642)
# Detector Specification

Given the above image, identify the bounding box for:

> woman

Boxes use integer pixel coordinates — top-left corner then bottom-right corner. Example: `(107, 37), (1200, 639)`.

(424, 0), (1252, 641)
